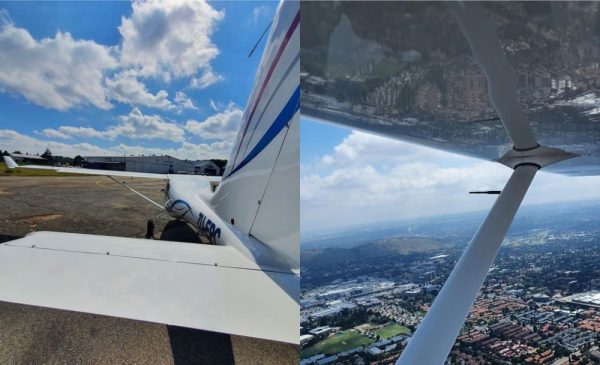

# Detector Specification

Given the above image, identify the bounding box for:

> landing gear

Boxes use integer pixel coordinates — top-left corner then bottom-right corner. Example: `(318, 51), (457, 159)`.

(145, 219), (155, 239)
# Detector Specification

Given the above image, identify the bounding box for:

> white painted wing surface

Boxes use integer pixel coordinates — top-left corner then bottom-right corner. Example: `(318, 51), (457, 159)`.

(3, 156), (222, 180)
(11, 163), (169, 179)
(23, 165), (222, 181)
(49, 166), (172, 179)
(0, 232), (298, 344)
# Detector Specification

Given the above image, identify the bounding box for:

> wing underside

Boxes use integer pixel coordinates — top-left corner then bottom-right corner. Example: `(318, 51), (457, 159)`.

(300, 2), (600, 176)
(0, 232), (298, 344)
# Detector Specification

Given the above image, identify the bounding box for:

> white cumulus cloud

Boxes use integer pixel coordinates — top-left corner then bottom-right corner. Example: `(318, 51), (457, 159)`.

(41, 109), (185, 142)
(106, 70), (173, 110)
(109, 108), (185, 141)
(56, 126), (106, 139)
(119, 0), (224, 81)
(0, 0), (225, 111)
(252, 5), (271, 25)
(300, 130), (600, 233)
(174, 91), (197, 110)
(189, 68), (224, 89)
(0, 129), (113, 157)
(41, 128), (71, 139)
(185, 102), (242, 141)
(0, 21), (117, 111)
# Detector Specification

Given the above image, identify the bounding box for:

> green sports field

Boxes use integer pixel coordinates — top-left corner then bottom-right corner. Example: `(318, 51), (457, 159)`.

(301, 330), (374, 359)
(375, 323), (410, 339)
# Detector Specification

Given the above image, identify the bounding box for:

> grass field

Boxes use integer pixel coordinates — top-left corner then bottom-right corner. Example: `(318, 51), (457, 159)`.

(301, 330), (373, 359)
(374, 323), (410, 339)
(0, 162), (81, 176)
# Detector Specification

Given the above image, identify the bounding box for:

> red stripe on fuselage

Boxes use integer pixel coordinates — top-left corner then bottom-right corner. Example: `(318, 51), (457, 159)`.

(231, 10), (300, 167)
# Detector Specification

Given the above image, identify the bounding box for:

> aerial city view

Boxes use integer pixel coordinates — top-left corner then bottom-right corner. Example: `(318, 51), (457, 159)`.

(300, 2), (600, 364)
(301, 202), (600, 364)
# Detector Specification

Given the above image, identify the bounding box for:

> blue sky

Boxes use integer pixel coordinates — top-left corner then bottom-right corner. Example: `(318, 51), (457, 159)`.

(0, 1), (276, 160)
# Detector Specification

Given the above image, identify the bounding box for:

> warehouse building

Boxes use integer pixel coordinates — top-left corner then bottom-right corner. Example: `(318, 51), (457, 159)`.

(83, 155), (223, 176)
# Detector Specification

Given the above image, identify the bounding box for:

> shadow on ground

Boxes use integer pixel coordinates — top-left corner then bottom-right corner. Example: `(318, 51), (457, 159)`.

(159, 220), (202, 243)
(167, 326), (235, 365)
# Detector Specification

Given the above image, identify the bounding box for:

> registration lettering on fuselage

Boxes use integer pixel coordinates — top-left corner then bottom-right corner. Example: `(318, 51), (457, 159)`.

(197, 212), (221, 243)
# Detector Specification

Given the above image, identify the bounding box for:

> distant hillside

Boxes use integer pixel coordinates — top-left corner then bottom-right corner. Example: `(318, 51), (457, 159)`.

(302, 236), (452, 267)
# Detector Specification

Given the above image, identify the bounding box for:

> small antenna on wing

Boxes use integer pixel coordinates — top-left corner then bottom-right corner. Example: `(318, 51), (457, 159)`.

(248, 21), (273, 58)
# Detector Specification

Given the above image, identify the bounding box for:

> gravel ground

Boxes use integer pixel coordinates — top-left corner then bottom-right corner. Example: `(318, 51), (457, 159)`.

(0, 175), (299, 364)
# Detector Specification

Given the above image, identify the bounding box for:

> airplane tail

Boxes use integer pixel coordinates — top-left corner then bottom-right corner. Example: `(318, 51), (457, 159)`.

(3, 156), (18, 169)
(211, 0), (299, 269)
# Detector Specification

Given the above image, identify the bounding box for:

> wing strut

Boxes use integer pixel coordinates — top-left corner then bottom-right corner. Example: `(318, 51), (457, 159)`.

(397, 3), (570, 363)
(448, 2), (538, 151)
(397, 164), (537, 365)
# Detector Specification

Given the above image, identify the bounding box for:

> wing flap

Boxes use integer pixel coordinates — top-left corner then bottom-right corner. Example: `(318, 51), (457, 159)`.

(0, 232), (298, 344)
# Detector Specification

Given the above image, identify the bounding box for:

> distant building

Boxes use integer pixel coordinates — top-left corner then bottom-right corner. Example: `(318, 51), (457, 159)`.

(531, 293), (552, 305)
(317, 286), (366, 300)
(194, 160), (221, 175)
(309, 326), (334, 337)
(300, 354), (325, 365)
(83, 155), (224, 176)
(367, 347), (382, 356)
(405, 287), (422, 296)
(300, 334), (314, 346)
(311, 302), (357, 319)
(568, 290), (600, 308)
(316, 355), (338, 365)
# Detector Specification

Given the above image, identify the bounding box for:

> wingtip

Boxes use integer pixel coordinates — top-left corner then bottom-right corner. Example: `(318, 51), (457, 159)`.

(2, 155), (18, 169)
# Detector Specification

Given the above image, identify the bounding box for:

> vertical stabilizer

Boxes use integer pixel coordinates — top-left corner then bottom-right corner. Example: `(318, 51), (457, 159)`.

(3, 156), (18, 169)
(211, 1), (299, 269)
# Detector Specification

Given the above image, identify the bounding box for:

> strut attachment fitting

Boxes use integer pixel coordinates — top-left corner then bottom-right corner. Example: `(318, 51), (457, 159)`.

(496, 145), (578, 170)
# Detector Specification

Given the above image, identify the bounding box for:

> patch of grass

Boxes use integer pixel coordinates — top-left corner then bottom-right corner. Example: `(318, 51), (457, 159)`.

(0, 162), (82, 177)
(301, 330), (373, 359)
(374, 323), (410, 339)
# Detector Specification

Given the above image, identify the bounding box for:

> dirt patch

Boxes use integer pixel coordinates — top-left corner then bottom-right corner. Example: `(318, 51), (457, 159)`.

(16, 214), (63, 225)
(0, 189), (12, 195)
(111, 203), (129, 209)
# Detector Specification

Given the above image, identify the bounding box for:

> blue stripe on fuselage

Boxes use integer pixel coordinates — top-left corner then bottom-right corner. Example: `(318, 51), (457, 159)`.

(224, 86), (300, 179)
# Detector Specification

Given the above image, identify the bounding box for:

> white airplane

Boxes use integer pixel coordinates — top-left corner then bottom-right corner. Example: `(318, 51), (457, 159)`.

(0, 0), (299, 345)
(301, 2), (595, 364)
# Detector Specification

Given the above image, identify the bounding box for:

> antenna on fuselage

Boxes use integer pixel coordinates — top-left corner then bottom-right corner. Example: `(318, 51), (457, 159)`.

(248, 21), (273, 58)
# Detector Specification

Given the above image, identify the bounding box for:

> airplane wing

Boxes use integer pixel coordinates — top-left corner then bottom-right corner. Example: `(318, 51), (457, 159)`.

(3, 156), (220, 181)
(300, 2), (600, 176)
(0, 231), (298, 344)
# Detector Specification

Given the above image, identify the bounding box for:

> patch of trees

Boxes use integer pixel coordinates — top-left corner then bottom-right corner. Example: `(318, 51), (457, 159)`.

(73, 155), (84, 166)
(313, 307), (387, 330)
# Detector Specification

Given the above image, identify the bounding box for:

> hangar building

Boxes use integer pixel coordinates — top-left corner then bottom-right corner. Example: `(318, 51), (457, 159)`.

(83, 155), (223, 176)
